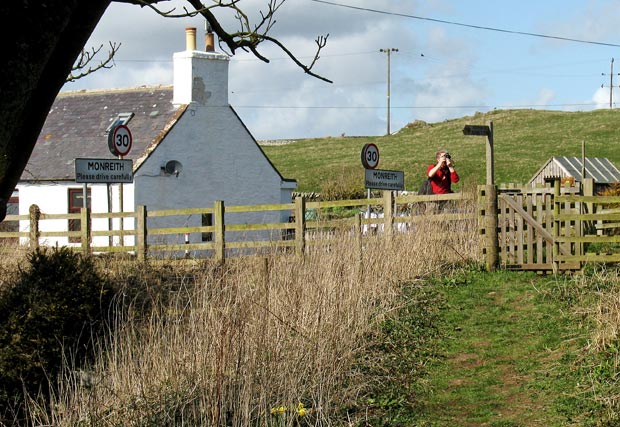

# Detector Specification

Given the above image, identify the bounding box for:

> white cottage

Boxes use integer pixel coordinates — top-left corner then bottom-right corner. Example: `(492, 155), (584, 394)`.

(17, 28), (296, 248)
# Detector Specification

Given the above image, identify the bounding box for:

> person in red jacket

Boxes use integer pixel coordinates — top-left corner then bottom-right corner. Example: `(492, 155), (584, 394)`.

(427, 149), (459, 194)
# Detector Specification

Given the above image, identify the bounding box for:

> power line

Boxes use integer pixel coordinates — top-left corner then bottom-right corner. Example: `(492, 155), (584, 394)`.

(309, 0), (620, 48)
(230, 102), (599, 110)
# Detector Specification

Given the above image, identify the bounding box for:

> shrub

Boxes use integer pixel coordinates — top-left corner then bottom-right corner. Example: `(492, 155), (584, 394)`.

(598, 182), (620, 198)
(0, 247), (114, 424)
(320, 165), (367, 201)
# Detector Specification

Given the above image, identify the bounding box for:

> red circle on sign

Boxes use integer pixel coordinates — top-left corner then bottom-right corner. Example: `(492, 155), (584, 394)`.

(361, 143), (379, 169)
(112, 125), (133, 157)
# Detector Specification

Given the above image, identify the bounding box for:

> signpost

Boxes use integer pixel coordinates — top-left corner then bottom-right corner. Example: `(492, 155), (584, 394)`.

(463, 121), (498, 270)
(462, 123), (494, 185)
(360, 143), (404, 222)
(364, 169), (404, 191)
(106, 124), (133, 245)
(75, 158), (133, 183)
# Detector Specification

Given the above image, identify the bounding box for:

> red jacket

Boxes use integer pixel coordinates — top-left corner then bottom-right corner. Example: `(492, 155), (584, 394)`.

(427, 164), (459, 194)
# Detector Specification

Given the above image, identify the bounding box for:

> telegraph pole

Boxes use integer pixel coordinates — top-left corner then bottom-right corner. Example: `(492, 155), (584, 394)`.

(379, 48), (398, 135)
(601, 57), (619, 109)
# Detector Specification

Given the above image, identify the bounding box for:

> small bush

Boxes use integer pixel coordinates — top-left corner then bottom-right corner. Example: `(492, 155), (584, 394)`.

(320, 165), (367, 201)
(0, 247), (114, 424)
(598, 182), (620, 198)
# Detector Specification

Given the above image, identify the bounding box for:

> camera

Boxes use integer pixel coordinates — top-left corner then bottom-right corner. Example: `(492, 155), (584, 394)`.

(444, 153), (451, 160)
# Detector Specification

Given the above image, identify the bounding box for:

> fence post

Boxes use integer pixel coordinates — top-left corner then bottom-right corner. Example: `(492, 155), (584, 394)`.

(29, 204), (40, 249)
(136, 205), (147, 262)
(383, 191), (394, 237)
(356, 213), (363, 277)
(582, 178), (596, 235)
(552, 180), (561, 274)
(214, 200), (225, 262)
(478, 185), (499, 271)
(295, 197), (306, 256)
(80, 207), (91, 255)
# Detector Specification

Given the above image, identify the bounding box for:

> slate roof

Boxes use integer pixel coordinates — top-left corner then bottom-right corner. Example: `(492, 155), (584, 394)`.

(528, 156), (620, 185)
(22, 86), (185, 182)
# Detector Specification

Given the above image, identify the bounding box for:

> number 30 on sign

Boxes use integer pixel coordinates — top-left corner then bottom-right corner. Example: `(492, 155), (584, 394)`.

(110, 125), (133, 157)
(361, 143), (379, 169)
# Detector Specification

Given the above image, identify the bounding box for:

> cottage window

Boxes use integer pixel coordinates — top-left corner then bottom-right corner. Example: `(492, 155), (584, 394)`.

(68, 188), (91, 243)
(201, 213), (213, 242)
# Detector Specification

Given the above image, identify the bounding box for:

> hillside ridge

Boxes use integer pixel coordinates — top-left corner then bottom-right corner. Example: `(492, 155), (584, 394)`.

(262, 108), (620, 192)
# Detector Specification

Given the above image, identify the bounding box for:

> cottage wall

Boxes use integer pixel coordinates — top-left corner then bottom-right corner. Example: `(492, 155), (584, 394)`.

(134, 30), (295, 246)
(17, 182), (135, 247)
(134, 105), (291, 245)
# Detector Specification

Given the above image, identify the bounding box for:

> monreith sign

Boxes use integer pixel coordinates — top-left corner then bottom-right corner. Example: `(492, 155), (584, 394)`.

(75, 158), (133, 183)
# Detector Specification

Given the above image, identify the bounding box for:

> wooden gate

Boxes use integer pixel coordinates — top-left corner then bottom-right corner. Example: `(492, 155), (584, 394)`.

(496, 186), (581, 271)
(497, 188), (554, 270)
(494, 178), (620, 272)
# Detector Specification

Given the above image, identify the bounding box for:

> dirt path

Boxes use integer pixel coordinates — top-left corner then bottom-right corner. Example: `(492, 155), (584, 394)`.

(414, 271), (585, 426)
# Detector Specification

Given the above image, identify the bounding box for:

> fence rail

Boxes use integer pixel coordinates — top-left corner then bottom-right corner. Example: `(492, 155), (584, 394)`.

(0, 191), (477, 262)
(554, 191), (620, 270)
(7, 182), (620, 271)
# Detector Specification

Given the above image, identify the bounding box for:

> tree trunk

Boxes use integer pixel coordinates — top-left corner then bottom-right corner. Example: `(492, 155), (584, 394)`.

(0, 0), (111, 220)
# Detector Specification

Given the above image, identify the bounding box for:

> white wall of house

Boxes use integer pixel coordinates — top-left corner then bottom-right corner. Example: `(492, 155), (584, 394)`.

(17, 181), (135, 247)
(135, 38), (296, 246)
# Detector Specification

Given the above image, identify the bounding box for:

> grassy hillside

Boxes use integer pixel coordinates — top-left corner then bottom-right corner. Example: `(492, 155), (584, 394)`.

(262, 108), (620, 193)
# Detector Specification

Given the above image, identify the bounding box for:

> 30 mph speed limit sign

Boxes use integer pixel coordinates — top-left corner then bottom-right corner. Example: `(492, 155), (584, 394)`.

(361, 143), (379, 169)
(109, 124), (133, 157)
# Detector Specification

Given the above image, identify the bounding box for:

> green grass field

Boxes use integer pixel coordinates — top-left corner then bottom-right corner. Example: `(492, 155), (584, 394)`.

(358, 268), (619, 427)
(262, 108), (620, 193)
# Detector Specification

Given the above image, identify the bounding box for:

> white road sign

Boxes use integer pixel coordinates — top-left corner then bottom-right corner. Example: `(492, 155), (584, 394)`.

(361, 143), (380, 169)
(365, 169), (404, 190)
(75, 158), (133, 183)
(111, 124), (133, 156)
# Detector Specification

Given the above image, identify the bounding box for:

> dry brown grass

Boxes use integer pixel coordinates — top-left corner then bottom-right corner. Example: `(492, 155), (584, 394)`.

(568, 265), (620, 418)
(19, 213), (480, 426)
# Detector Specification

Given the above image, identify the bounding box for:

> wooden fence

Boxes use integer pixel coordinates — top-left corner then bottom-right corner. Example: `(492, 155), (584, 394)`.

(554, 190), (620, 271)
(0, 191), (479, 262)
(6, 182), (620, 271)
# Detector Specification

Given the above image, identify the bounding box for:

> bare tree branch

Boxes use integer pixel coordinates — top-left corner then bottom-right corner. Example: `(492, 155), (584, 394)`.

(139, 0), (333, 83)
(66, 42), (121, 82)
(260, 33), (331, 83)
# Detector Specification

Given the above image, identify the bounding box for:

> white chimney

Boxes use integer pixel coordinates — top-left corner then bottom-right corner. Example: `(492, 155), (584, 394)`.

(173, 27), (229, 106)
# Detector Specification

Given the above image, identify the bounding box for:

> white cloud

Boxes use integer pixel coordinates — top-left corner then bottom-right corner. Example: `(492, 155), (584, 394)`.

(592, 86), (613, 109)
(64, 1), (612, 140)
(534, 88), (556, 107)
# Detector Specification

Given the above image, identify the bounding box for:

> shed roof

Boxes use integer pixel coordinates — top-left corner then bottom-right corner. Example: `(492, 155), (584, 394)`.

(22, 86), (184, 182)
(528, 156), (620, 185)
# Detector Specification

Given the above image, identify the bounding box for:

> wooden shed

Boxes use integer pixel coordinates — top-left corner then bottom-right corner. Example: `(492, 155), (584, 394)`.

(528, 156), (620, 192)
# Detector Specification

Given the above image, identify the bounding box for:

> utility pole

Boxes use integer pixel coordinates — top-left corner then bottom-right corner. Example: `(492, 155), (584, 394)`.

(601, 57), (619, 109)
(379, 48), (398, 135)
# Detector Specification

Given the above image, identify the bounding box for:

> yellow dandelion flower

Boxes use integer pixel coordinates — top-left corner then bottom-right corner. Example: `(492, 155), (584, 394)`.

(297, 402), (307, 417)
(270, 407), (277, 415)
(278, 406), (287, 414)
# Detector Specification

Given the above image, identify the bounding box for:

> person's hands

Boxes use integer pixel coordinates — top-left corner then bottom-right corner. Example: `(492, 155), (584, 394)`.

(445, 157), (453, 168)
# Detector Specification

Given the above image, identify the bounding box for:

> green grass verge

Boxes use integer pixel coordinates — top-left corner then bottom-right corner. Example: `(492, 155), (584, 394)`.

(347, 267), (617, 427)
